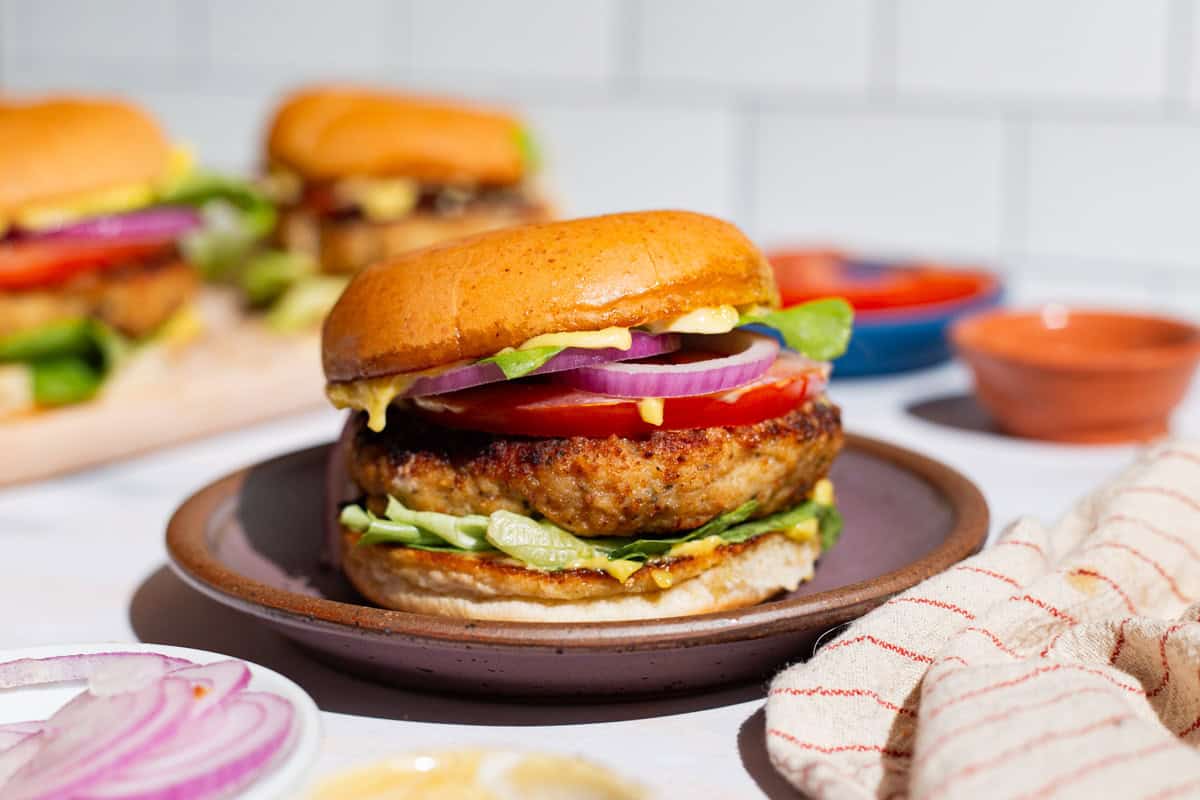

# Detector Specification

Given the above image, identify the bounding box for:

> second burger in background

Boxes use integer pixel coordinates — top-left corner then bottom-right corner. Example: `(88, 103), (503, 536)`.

(0, 95), (271, 417)
(245, 85), (553, 331)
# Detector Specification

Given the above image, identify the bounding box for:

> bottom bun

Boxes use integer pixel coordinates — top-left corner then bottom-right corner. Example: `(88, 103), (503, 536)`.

(342, 532), (819, 622)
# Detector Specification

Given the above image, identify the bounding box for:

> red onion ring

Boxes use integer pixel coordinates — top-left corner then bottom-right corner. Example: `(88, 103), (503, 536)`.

(0, 735), (43, 786)
(3, 678), (193, 799)
(0, 652), (192, 691)
(81, 692), (294, 799)
(168, 661), (251, 717)
(18, 207), (202, 243)
(403, 331), (680, 397)
(0, 724), (41, 753)
(0, 654), (299, 799)
(557, 331), (780, 398)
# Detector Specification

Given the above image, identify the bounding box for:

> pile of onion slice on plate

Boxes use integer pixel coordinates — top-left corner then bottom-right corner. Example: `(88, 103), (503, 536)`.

(0, 652), (297, 799)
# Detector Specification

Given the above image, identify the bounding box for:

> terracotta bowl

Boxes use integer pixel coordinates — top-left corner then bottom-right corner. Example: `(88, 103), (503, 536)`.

(951, 307), (1200, 443)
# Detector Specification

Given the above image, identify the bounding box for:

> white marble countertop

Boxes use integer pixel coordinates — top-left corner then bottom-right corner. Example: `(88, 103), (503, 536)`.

(1, 281), (1197, 798)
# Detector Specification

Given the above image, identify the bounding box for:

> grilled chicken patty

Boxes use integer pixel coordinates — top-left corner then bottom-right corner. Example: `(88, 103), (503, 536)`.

(349, 400), (843, 537)
(0, 255), (196, 338)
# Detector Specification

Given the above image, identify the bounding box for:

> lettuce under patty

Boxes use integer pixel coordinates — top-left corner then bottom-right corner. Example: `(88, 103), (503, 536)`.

(339, 490), (842, 577)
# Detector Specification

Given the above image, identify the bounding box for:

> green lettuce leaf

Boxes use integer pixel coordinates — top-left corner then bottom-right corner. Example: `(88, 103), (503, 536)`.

(477, 346), (564, 379)
(717, 501), (819, 543)
(339, 493), (842, 571)
(239, 249), (318, 307)
(30, 356), (103, 406)
(600, 501), (759, 561)
(0, 319), (130, 407)
(161, 171), (276, 237)
(0, 319), (94, 362)
(384, 496), (492, 551)
(739, 298), (854, 361)
(486, 511), (596, 569)
(165, 171), (277, 281)
(265, 275), (349, 333)
(515, 127), (541, 173)
(339, 505), (447, 547)
(817, 505), (844, 551)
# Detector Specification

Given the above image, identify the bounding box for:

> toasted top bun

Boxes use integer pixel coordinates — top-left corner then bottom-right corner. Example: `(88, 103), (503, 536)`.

(0, 96), (170, 220)
(322, 210), (779, 382)
(266, 86), (527, 185)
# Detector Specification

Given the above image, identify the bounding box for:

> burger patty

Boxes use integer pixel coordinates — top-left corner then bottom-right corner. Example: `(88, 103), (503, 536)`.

(278, 202), (551, 275)
(349, 400), (843, 537)
(0, 256), (197, 339)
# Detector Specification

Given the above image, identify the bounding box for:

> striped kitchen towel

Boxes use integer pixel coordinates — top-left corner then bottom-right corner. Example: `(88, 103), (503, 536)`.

(766, 439), (1200, 799)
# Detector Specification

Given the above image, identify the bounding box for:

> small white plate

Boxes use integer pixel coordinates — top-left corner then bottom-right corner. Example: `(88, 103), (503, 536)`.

(0, 642), (321, 799)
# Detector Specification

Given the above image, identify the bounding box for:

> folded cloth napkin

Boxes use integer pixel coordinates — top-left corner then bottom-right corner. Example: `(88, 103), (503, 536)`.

(766, 439), (1200, 800)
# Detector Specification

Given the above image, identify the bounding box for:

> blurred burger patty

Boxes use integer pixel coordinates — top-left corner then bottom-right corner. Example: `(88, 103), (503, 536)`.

(0, 255), (196, 338)
(276, 196), (551, 275)
(349, 400), (843, 537)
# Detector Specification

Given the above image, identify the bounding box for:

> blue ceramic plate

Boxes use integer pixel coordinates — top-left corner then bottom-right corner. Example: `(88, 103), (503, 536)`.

(765, 251), (1004, 377)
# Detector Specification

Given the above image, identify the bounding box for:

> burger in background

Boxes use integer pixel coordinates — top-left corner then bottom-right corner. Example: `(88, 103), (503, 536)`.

(237, 85), (553, 331)
(326, 210), (852, 622)
(0, 95), (272, 418)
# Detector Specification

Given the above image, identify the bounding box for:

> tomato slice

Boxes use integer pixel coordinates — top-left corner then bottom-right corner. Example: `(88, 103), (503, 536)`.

(0, 237), (176, 290)
(412, 357), (825, 438)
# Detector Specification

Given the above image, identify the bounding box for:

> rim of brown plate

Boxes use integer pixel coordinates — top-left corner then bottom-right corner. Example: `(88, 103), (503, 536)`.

(166, 432), (989, 653)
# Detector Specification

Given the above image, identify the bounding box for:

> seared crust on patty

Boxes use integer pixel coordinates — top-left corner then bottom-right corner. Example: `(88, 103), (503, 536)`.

(0, 255), (196, 338)
(342, 529), (819, 621)
(349, 400), (842, 537)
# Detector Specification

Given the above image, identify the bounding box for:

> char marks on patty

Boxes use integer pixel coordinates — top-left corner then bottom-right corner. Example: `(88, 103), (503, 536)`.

(348, 400), (843, 537)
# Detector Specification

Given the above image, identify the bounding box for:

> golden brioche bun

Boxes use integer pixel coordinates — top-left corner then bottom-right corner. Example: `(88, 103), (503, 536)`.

(266, 86), (527, 185)
(341, 531), (817, 622)
(0, 96), (170, 219)
(322, 210), (779, 382)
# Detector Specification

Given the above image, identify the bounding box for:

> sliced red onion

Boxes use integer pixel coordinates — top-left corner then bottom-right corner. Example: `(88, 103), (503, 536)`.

(557, 331), (780, 398)
(0, 655), (299, 800)
(0, 734), (42, 786)
(404, 331), (680, 398)
(23, 207), (202, 243)
(0, 653), (192, 691)
(0, 723), (42, 752)
(80, 693), (295, 800)
(167, 660), (251, 718)
(2, 678), (192, 800)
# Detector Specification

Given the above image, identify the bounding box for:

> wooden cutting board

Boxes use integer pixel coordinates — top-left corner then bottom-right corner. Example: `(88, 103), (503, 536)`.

(0, 292), (327, 487)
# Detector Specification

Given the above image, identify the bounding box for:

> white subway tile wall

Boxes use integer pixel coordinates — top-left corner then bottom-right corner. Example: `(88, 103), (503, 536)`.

(2, 0), (1199, 289)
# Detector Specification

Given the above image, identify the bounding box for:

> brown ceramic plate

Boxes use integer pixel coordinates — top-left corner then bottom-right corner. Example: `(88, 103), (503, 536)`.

(166, 434), (987, 697)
